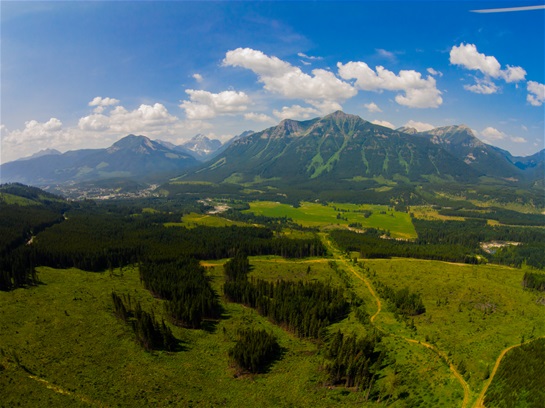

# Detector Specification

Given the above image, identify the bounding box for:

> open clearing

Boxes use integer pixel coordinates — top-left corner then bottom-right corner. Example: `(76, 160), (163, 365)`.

(245, 201), (417, 239)
(362, 258), (545, 401)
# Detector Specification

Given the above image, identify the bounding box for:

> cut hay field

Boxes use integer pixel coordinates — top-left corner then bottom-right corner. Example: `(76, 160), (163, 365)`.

(245, 201), (417, 239)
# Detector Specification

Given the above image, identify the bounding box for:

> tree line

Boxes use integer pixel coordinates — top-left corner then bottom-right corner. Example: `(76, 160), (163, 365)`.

(139, 258), (221, 329)
(522, 272), (545, 291)
(324, 330), (385, 393)
(484, 338), (545, 408)
(26, 213), (325, 273)
(223, 254), (349, 339)
(228, 328), (281, 374)
(111, 292), (178, 352)
(330, 220), (545, 269)
(375, 282), (426, 318)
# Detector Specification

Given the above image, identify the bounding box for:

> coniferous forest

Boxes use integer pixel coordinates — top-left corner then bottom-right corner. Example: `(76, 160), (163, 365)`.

(223, 254), (349, 338)
(484, 338), (545, 408)
(228, 328), (281, 374)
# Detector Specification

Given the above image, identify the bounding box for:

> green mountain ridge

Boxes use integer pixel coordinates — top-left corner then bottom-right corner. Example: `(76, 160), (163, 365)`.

(182, 111), (483, 186)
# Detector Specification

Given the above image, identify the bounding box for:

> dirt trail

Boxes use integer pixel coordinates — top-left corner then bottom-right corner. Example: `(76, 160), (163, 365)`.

(405, 339), (470, 408)
(201, 258), (329, 268)
(473, 336), (545, 408)
(321, 234), (470, 408)
(27, 373), (106, 407)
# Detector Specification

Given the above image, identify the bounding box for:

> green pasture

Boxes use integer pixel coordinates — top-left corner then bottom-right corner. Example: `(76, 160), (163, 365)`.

(363, 258), (545, 393)
(244, 201), (417, 239)
(164, 212), (250, 228)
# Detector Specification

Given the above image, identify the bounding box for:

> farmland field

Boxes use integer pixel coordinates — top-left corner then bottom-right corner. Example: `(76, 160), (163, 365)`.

(244, 201), (417, 239)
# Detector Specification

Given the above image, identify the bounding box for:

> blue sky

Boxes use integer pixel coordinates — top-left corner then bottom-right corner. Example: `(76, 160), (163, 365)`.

(1, 1), (544, 162)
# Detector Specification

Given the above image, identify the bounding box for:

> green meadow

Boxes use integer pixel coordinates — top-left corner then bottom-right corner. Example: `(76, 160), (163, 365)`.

(164, 212), (250, 228)
(1, 257), (472, 408)
(362, 258), (545, 396)
(244, 201), (417, 239)
(0, 266), (354, 407)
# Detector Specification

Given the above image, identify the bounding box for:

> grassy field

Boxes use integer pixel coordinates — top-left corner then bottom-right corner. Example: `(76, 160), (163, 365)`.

(1, 266), (361, 407)
(410, 206), (466, 221)
(362, 258), (545, 395)
(1, 258), (470, 408)
(0, 192), (40, 206)
(245, 201), (417, 239)
(164, 212), (250, 228)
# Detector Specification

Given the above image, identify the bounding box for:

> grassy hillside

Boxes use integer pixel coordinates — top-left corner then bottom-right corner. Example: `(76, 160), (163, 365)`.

(362, 258), (545, 393)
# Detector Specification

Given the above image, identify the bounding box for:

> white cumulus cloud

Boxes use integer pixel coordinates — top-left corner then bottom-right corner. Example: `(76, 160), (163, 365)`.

(337, 61), (442, 108)
(364, 102), (382, 113)
(192, 73), (203, 83)
(180, 89), (250, 120)
(244, 112), (275, 123)
(223, 48), (356, 112)
(527, 81), (545, 106)
(510, 136), (527, 143)
(450, 43), (502, 77)
(79, 103), (179, 133)
(463, 78), (499, 94)
(480, 127), (507, 142)
(403, 120), (435, 132)
(449, 43), (526, 94)
(273, 105), (319, 120)
(371, 120), (395, 129)
(88, 96), (120, 113)
(427, 68), (443, 77)
(1, 118), (70, 163)
(502, 66), (527, 83)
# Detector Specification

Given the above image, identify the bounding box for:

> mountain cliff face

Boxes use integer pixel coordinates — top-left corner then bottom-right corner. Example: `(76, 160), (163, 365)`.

(1, 135), (198, 185)
(184, 111), (481, 185)
(414, 125), (524, 179)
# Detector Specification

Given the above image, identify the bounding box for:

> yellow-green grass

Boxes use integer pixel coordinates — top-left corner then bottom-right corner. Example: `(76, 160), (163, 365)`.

(245, 201), (417, 239)
(363, 258), (545, 394)
(410, 206), (466, 221)
(164, 212), (250, 228)
(248, 255), (340, 284)
(207, 256), (463, 407)
(0, 266), (375, 407)
(0, 193), (39, 206)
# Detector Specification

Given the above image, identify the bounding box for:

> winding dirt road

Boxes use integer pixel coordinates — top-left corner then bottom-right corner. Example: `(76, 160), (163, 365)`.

(321, 234), (470, 408)
(473, 336), (545, 408)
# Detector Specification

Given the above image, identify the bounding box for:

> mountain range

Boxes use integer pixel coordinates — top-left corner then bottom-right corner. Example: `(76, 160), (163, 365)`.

(183, 111), (543, 186)
(1, 135), (198, 185)
(1, 112), (543, 194)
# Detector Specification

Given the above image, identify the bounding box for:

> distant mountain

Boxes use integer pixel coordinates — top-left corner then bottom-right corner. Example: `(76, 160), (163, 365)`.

(413, 125), (527, 180)
(491, 147), (545, 186)
(17, 148), (62, 161)
(182, 111), (481, 187)
(0, 135), (199, 186)
(212, 130), (254, 158)
(396, 126), (418, 135)
(179, 134), (223, 160)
